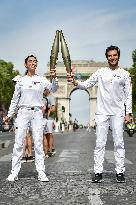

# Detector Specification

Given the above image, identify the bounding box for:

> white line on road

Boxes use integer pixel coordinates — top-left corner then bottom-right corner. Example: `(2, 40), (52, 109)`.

(64, 170), (82, 173)
(105, 150), (133, 164)
(57, 149), (79, 162)
(88, 188), (103, 205)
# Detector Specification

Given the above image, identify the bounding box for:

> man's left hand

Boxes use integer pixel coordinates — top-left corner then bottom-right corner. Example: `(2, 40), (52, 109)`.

(50, 69), (56, 78)
(67, 73), (75, 83)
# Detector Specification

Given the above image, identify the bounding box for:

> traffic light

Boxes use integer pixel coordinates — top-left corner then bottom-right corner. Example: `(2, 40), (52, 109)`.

(62, 106), (65, 112)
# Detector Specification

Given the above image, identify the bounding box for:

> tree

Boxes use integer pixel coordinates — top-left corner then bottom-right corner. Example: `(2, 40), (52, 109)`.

(129, 49), (136, 114)
(0, 60), (20, 110)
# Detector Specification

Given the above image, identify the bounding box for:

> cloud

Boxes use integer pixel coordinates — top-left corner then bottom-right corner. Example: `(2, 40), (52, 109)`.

(0, 1), (136, 76)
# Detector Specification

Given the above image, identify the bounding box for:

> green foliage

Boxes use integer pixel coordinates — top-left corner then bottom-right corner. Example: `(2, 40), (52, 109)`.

(0, 60), (20, 109)
(129, 49), (136, 115)
(132, 50), (136, 68)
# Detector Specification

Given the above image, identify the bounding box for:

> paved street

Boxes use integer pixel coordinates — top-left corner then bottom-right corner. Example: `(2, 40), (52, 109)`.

(0, 129), (136, 205)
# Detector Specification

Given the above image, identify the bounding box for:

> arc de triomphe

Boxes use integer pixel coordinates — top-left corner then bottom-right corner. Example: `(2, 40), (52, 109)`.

(44, 60), (107, 126)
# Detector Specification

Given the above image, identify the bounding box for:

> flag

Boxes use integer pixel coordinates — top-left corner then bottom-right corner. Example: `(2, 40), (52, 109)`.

(72, 64), (76, 74)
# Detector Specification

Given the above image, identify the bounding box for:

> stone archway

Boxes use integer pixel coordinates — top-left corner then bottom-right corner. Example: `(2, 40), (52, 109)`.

(44, 60), (107, 126)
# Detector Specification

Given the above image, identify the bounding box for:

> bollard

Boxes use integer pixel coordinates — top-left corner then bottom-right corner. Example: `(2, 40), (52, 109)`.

(62, 123), (65, 132)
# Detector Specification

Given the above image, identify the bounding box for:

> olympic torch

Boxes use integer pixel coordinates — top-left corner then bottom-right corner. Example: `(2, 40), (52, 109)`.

(50, 30), (60, 81)
(60, 30), (72, 82)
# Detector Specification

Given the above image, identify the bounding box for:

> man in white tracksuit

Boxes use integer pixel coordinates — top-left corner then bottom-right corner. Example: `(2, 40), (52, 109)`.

(70, 45), (132, 183)
(5, 55), (58, 182)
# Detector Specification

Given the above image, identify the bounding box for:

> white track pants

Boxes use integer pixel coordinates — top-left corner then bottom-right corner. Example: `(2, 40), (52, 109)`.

(94, 115), (125, 174)
(11, 107), (45, 175)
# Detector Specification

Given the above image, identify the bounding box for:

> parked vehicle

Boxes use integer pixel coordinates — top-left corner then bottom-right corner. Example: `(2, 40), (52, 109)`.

(0, 120), (13, 132)
(73, 122), (79, 131)
(125, 123), (136, 137)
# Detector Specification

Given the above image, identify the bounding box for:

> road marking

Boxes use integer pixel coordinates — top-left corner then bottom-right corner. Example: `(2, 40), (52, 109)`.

(0, 153), (12, 162)
(88, 188), (103, 205)
(57, 149), (79, 162)
(64, 170), (82, 173)
(105, 150), (133, 164)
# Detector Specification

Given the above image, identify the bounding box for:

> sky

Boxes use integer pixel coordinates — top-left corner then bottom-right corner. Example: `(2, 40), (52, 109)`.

(0, 0), (136, 124)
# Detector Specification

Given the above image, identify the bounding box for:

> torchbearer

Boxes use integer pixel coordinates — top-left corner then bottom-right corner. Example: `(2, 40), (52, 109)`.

(5, 55), (58, 182)
(68, 45), (132, 183)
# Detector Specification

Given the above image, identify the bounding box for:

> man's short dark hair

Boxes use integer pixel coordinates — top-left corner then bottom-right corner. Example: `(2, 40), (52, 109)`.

(25, 55), (37, 64)
(105, 45), (120, 59)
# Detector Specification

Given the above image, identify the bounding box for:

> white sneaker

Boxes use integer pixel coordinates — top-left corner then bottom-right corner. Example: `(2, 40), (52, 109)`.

(38, 171), (49, 182)
(6, 173), (18, 182)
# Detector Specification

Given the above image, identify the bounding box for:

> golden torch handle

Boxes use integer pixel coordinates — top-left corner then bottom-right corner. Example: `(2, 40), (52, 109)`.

(50, 30), (60, 81)
(60, 30), (72, 76)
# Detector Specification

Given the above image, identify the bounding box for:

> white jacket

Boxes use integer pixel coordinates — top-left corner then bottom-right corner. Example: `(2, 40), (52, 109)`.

(77, 67), (132, 116)
(8, 75), (58, 118)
